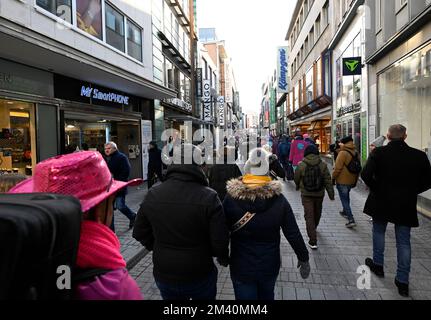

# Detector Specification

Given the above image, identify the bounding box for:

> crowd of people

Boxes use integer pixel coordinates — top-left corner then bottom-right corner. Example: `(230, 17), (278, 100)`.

(0, 124), (430, 300)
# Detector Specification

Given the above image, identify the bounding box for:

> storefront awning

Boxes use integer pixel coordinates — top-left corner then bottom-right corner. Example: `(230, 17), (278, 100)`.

(289, 107), (332, 126)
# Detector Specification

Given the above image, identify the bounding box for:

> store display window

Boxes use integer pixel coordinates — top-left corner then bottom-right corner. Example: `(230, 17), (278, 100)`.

(0, 99), (36, 176)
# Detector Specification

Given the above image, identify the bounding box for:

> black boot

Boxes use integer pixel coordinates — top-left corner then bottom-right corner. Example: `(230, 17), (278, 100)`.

(394, 278), (409, 297)
(365, 258), (385, 277)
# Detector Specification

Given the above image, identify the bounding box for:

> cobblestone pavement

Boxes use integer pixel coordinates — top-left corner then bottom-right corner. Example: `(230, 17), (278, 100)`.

(123, 179), (431, 300)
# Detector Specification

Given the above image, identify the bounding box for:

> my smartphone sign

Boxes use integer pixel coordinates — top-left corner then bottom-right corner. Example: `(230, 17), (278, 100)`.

(343, 57), (362, 76)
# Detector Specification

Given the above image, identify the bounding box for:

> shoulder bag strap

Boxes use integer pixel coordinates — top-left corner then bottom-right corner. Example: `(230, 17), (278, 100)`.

(232, 212), (256, 233)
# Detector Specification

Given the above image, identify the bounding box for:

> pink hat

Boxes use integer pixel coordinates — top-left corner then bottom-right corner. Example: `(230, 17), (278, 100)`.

(303, 134), (309, 139)
(8, 151), (143, 212)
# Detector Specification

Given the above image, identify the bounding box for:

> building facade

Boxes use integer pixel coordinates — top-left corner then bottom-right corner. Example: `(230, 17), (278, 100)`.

(365, 0), (431, 216)
(151, 0), (197, 144)
(0, 0), (175, 179)
(286, 0), (334, 153)
(329, 0), (369, 163)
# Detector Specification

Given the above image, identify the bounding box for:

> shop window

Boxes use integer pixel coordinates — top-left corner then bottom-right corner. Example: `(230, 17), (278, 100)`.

(105, 3), (125, 52)
(0, 100), (36, 176)
(36, 0), (72, 23)
(305, 66), (314, 104)
(316, 58), (323, 97)
(127, 20), (143, 61)
(76, 0), (102, 39)
(378, 42), (431, 157)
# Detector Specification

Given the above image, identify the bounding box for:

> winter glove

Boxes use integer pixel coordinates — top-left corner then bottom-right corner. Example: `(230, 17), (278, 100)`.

(217, 257), (229, 267)
(297, 260), (311, 279)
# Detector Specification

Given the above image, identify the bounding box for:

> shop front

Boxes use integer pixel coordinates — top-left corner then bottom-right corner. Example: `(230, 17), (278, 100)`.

(0, 58), (57, 176)
(287, 50), (333, 153)
(333, 30), (367, 163)
(377, 41), (431, 217)
(54, 74), (149, 179)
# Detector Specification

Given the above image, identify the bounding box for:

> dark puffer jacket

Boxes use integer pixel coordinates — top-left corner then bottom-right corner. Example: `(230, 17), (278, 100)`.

(361, 140), (431, 227)
(294, 154), (335, 199)
(133, 164), (230, 284)
(208, 164), (242, 201)
(223, 178), (309, 282)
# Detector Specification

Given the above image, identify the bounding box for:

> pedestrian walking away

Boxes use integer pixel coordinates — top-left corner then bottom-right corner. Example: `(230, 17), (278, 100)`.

(148, 141), (163, 189)
(104, 141), (137, 231)
(133, 144), (230, 300)
(223, 148), (310, 300)
(289, 132), (309, 170)
(332, 136), (360, 228)
(361, 124), (431, 297)
(294, 145), (335, 249)
(7, 151), (143, 300)
(207, 146), (242, 201)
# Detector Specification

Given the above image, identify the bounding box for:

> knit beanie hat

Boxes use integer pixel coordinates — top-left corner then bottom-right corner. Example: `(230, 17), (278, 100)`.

(304, 145), (319, 157)
(340, 136), (353, 144)
(244, 148), (270, 176)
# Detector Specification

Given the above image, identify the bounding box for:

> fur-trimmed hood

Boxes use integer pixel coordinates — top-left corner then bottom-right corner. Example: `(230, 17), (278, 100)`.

(226, 178), (283, 201)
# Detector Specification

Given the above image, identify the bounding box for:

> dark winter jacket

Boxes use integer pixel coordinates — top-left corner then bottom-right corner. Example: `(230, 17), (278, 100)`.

(361, 140), (431, 227)
(148, 147), (162, 174)
(294, 154), (335, 199)
(106, 150), (131, 196)
(223, 179), (309, 281)
(133, 164), (230, 284)
(269, 155), (286, 180)
(278, 139), (291, 160)
(208, 164), (242, 201)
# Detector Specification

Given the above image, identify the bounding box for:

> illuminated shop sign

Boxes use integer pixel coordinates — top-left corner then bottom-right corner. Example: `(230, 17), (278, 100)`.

(343, 57), (362, 76)
(277, 47), (289, 92)
(80, 86), (129, 105)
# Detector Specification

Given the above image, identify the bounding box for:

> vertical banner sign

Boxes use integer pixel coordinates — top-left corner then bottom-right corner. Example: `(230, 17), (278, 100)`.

(218, 96), (225, 126)
(277, 46), (289, 93)
(270, 88), (276, 125)
(196, 68), (203, 97)
(202, 80), (212, 122)
(360, 112), (368, 165)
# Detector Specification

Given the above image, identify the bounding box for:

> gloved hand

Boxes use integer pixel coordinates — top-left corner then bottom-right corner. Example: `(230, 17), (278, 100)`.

(217, 257), (229, 267)
(297, 260), (311, 279)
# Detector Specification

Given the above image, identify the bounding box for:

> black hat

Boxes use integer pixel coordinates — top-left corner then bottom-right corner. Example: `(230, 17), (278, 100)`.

(340, 136), (353, 144)
(304, 145), (319, 157)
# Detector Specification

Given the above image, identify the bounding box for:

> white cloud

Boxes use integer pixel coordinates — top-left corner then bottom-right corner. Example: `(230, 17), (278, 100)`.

(196, 0), (294, 114)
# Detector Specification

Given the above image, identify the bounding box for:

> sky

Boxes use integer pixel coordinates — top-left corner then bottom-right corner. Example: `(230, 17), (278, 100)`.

(196, 0), (295, 115)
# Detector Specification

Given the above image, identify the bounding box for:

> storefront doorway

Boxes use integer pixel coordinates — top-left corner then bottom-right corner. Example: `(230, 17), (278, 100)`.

(0, 99), (36, 176)
(63, 112), (142, 179)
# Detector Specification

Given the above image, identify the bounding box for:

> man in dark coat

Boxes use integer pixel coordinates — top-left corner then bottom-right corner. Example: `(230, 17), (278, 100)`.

(147, 141), (163, 189)
(208, 146), (242, 201)
(105, 141), (137, 230)
(133, 144), (230, 300)
(361, 124), (431, 297)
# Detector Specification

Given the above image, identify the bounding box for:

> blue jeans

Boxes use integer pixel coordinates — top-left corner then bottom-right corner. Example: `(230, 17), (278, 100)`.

(110, 195), (136, 232)
(336, 184), (354, 221)
(231, 275), (278, 300)
(372, 221), (411, 284)
(155, 267), (218, 300)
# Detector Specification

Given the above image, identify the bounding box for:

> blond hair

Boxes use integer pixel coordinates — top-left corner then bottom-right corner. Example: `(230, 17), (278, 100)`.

(0, 174), (27, 193)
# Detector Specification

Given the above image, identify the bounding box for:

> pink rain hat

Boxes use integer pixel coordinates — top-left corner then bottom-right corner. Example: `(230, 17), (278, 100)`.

(8, 151), (143, 212)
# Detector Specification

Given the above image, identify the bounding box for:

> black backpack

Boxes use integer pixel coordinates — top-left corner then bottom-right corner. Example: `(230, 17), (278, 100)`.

(303, 162), (324, 192)
(345, 150), (362, 174)
(0, 193), (111, 300)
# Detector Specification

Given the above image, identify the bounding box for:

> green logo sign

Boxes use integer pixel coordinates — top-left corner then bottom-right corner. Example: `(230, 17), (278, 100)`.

(343, 57), (362, 76)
